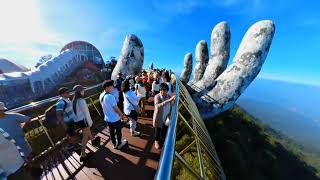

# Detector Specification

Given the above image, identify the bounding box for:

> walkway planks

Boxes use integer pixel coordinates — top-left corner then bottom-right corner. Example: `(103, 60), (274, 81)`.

(10, 103), (161, 180)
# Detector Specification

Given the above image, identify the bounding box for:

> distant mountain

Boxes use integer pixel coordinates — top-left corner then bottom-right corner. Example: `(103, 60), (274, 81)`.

(237, 99), (320, 151)
(0, 58), (28, 73)
(237, 78), (320, 151)
(205, 106), (320, 179)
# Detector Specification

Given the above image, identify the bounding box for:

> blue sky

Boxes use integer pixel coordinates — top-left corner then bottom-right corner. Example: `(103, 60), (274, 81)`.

(0, 0), (320, 86)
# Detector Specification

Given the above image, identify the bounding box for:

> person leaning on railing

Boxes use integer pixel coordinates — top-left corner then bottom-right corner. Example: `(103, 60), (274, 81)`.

(153, 83), (175, 149)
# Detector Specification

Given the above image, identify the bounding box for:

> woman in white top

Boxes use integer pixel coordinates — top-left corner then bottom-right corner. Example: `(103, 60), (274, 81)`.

(135, 76), (147, 116)
(152, 77), (160, 95)
(72, 85), (95, 162)
(122, 80), (141, 136)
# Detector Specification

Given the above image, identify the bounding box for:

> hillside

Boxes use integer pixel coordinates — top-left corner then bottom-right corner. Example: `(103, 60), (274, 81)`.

(205, 106), (320, 180)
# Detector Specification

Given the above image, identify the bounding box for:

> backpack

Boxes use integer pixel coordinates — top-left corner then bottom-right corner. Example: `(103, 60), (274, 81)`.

(44, 99), (67, 126)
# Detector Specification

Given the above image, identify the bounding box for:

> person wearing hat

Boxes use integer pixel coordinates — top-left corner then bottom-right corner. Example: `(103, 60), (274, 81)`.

(72, 85), (95, 162)
(56, 87), (79, 150)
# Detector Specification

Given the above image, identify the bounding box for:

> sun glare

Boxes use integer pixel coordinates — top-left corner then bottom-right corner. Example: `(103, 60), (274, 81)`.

(0, 0), (62, 66)
(0, 0), (46, 43)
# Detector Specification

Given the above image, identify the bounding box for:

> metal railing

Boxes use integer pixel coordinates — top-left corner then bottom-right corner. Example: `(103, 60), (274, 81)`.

(7, 83), (103, 113)
(155, 78), (226, 180)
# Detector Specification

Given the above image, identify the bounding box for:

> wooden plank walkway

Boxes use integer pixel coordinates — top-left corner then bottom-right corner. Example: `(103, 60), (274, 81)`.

(10, 100), (161, 180)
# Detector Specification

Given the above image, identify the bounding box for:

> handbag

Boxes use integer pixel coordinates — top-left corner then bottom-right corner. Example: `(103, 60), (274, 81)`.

(125, 93), (141, 114)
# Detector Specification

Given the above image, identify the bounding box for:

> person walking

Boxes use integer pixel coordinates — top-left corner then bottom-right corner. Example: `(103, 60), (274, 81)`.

(72, 85), (95, 162)
(122, 80), (141, 137)
(100, 80), (128, 149)
(56, 87), (80, 150)
(153, 83), (175, 149)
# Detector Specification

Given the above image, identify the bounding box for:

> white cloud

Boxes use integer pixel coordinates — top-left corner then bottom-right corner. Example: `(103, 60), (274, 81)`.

(0, 0), (65, 67)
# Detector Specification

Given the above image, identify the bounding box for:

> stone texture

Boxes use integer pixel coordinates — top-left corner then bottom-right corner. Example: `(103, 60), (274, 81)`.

(201, 20), (275, 119)
(111, 34), (144, 80)
(180, 53), (193, 83)
(193, 22), (230, 91)
(193, 40), (209, 81)
(182, 20), (275, 120)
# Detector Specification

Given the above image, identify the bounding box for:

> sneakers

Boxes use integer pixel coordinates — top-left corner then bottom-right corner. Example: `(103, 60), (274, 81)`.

(117, 139), (128, 149)
(131, 131), (141, 137)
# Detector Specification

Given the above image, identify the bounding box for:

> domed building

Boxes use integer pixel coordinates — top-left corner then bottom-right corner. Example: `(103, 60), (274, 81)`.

(60, 41), (105, 68)
(60, 41), (106, 85)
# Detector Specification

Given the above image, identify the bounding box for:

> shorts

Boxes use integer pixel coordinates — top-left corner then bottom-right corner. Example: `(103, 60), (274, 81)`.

(65, 121), (75, 136)
(75, 119), (89, 129)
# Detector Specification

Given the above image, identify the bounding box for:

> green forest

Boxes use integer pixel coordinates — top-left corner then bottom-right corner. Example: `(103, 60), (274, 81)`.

(205, 106), (320, 180)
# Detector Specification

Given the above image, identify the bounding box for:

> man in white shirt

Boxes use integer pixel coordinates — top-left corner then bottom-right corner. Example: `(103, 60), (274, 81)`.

(100, 80), (128, 149)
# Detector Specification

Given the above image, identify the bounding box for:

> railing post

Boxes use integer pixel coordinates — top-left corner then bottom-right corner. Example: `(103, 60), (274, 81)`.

(90, 97), (102, 117)
(37, 116), (55, 147)
(194, 120), (206, 179)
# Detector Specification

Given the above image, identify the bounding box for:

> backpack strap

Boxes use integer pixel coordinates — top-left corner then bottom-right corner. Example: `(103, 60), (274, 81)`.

(100, 93), (108, 104)
(58, 99), (69, 117)
(62, 99), (67, 112)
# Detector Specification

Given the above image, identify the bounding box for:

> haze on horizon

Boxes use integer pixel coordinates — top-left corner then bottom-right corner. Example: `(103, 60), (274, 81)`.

(0, 0), (319, 86)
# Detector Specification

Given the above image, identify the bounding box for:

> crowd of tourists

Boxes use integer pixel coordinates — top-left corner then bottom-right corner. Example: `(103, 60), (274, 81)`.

(0, 68), (176, 179)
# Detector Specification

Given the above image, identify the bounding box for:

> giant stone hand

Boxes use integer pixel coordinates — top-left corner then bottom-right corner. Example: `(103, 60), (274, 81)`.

(181, 20), (275, 120)
(111, 34), (144, 80)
